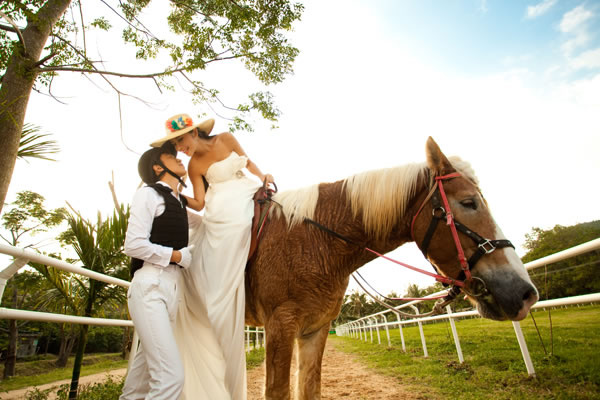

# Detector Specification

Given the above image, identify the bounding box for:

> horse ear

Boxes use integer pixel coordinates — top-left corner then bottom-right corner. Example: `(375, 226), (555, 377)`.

(426, 137), (454, 176)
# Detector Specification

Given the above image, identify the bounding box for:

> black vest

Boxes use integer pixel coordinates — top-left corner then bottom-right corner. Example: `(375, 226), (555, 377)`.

(130, 184), (189, 278)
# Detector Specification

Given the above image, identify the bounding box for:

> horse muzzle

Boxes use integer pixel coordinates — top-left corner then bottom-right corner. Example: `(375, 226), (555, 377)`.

(469, 268), (539, 321)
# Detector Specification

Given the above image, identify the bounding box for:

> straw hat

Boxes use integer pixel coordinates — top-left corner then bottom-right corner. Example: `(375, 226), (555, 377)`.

(150, 113), (215, 147)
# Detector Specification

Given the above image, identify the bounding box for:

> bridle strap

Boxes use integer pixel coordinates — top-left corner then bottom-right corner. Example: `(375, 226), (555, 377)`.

(412, 171), (516, 290)
(435, 173), (471, 281)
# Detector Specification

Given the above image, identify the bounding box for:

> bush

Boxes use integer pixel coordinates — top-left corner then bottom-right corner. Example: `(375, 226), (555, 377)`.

(85, 327), (124, 353)
(25, 376), (125, 400)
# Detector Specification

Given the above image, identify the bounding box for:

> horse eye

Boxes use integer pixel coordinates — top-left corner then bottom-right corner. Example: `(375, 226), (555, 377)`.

(461, 199), (477, 210)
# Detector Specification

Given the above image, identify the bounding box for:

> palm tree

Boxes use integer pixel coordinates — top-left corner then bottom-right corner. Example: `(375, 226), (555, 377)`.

(57, 204), (130, 399)
(33, 261), (82, 367)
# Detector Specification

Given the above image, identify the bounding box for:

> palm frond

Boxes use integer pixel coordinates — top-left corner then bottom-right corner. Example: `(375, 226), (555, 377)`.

(18, 123), (60, 162)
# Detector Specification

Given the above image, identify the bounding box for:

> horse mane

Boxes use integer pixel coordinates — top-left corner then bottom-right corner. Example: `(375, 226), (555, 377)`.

(272, 156), (478, 238)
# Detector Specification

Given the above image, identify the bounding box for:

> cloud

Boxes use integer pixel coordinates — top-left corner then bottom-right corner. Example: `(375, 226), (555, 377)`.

(559, 5), (593, 33)
(479, 0), (489, 14)
(558, 5), (595, 57)
(526, 0), (557, 19)
(570, 47), (600, 69)
(561, 31), (590, 55)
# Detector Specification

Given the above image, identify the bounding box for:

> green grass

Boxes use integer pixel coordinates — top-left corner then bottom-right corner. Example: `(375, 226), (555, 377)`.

(246, 347), (266, 370)
(0, 353), (128, 392)
(331, 304), (600, 400)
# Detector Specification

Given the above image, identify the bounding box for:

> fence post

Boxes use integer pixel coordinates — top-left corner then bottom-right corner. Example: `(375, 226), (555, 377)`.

(394, 311), (406, 352)
(512, 321), (536, 376)
(372, 317), (382, 345)
(410, 305), (428, 357)
(446, 305), (464, 363)
(368, 318), (374, 343)
(246, 327), (250, 352)
(381, 314), (391, 347)
(0, 257), (30, 302)
(358, 320), (364, 341)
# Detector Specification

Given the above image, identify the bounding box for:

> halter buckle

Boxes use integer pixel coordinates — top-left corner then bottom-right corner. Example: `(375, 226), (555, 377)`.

(432, 206), (445, 218)
(478, 240), (496, 254)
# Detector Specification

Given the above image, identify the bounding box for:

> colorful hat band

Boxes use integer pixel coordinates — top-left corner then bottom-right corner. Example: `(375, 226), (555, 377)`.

(167, 115), (194, 133)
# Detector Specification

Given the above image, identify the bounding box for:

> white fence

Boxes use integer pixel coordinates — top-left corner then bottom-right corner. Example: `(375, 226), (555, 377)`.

(335, 238), (600, 377)
(0, 243), (264, 372)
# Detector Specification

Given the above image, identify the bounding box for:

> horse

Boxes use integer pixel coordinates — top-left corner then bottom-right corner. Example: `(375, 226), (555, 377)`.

(244, 137), (538, 400)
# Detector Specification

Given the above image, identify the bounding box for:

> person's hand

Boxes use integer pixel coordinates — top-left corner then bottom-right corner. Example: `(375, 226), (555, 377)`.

(178, 245), (194, 269)
(263, 174), (275, 186)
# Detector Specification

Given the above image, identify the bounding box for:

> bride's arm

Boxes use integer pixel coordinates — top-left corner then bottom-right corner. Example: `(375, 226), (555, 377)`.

(224, 132), (274, 184)
(182, 161), (207, 211)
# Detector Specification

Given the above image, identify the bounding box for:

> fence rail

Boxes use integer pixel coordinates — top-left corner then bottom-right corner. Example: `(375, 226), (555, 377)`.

(335, 238), (600, 377)
(0, 243), (265, 371)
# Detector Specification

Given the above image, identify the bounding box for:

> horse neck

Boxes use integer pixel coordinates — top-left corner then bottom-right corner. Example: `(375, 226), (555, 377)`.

(314, 175), (430, 279)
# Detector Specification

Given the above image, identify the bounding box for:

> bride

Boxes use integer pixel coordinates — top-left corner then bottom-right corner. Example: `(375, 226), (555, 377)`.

(150, 113), (274, 400)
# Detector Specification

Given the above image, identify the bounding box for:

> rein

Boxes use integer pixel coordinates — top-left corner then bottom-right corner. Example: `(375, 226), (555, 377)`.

(263, 171), (514, 316)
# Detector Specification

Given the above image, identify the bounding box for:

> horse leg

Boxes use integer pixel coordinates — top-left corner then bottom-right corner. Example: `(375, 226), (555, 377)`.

(296, 324), (329, 400)
(264, 312), (297, 400)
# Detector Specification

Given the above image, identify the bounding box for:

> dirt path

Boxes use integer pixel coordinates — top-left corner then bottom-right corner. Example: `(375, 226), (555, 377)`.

(248, 338), (421, 400)
(3, 339), (421, 399)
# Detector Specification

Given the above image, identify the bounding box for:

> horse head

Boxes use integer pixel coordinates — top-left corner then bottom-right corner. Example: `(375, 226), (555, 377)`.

(411, 137), (538, 321)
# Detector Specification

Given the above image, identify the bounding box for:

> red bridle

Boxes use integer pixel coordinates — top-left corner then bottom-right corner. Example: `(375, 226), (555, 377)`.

(410, 172), (472, 286)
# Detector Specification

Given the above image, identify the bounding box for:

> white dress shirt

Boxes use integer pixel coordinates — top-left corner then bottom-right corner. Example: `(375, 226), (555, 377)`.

(124, 181), (202, 268)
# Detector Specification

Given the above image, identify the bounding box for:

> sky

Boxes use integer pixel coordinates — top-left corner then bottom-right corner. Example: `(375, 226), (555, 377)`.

(4, 0), (600, 296)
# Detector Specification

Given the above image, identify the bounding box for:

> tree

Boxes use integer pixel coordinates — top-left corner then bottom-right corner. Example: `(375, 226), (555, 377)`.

(56, 204), (129, 399)
(522, 220), (600, 300)
(0, 269), (49, 379)
(0, 190), (66, 378)
(0, 0), (303, 213)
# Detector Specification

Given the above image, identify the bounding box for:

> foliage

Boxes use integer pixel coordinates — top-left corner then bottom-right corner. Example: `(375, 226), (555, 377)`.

(0, 353), (127, 392)
(18, 123), (60, 162)
(85, 327), (126, 354)
(0, 191), (67, 377)
(0, 0), (304, 128)
(53, 203), (129, 398)
(332, 304), (600, 400)
(246, 347), (266, 370)
(54, 375), (124, 400)
(0, 190), (66, 247)
(522, 220), (600, 300)
(523, 220), (600, 262)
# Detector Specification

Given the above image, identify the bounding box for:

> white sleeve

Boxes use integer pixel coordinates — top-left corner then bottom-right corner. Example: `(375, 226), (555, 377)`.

(124, 187), (173, 267)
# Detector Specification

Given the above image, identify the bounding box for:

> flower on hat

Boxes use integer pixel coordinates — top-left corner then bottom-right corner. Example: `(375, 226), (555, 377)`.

(167, 115), (194, 133)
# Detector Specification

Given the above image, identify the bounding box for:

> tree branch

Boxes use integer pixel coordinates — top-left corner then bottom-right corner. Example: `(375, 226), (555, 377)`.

(100, 0), (159, 40)
(77, 1), (87, 56)
(0, 10), (26, 53)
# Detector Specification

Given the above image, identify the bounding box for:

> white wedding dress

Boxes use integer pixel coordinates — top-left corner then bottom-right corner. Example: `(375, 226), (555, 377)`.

(175, 151), (260, 400)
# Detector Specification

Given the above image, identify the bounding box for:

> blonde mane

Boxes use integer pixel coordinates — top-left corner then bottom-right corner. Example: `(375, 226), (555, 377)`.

(272, 157), (478, 237)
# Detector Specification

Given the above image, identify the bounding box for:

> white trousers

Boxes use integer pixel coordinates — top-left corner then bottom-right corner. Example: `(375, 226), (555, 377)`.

(120, 264), (183, 400)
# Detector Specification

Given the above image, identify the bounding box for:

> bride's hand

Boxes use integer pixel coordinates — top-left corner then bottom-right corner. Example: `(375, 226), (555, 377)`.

(263, 174), (275, 186)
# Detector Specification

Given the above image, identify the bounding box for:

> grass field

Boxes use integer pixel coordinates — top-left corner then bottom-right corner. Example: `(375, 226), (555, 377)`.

(332, 304), (600, 400)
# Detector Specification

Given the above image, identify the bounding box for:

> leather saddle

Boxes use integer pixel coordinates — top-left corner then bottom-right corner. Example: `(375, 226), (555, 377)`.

(248, 180), (277, 261)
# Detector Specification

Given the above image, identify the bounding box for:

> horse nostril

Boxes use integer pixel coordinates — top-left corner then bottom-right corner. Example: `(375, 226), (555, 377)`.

(522, 287), (538, 304)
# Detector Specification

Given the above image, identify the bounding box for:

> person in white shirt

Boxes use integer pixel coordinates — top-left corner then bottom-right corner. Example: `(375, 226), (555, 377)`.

(120, 142), (201, 400)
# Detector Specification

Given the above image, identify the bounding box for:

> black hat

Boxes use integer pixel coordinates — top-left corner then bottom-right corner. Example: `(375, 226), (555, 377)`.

(138, 142), (177, 184)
